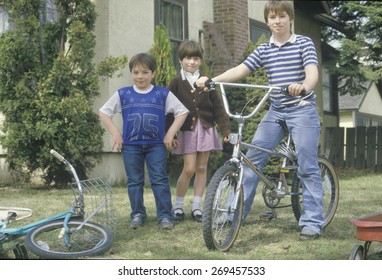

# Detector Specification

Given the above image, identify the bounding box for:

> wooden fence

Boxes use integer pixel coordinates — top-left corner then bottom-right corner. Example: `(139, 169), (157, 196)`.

(325, 126), (382, 172)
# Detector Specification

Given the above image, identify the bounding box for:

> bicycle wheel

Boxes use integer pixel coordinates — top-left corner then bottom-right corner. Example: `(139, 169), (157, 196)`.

(349, 245), (365, 260)
(203, 163), (243, 251)
(291, 157), (339, 228)
(25, 220), (113, 259)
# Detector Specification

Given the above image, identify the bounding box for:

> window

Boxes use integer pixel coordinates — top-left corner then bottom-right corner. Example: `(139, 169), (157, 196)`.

(249, 19), (270, 44)
(45, 0), (58, 23)
(322, 67), (337, 114)
(155, 0), (188, 72)
(0, 6), (10, 33)
(1, 1), (57, 34)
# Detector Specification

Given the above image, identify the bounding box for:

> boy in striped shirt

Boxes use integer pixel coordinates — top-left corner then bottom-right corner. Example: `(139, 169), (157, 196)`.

(197, 0), (323, 240)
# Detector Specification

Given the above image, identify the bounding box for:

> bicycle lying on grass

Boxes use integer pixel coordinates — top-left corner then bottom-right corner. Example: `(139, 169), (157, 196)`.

(202, 82), (339, 251)
(0, 149), (114, 259)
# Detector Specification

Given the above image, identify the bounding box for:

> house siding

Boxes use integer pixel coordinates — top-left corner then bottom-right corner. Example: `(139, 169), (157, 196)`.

(359, 84), (382, 116)
(0, 0), (340, 183)
(203, 0), (248, 73)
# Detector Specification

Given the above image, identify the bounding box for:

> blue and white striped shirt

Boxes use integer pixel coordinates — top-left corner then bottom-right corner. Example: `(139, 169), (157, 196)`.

(243, 34), (318, 108)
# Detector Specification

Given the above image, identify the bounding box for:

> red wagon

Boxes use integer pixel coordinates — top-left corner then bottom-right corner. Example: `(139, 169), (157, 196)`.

(350, 212), (382, 259)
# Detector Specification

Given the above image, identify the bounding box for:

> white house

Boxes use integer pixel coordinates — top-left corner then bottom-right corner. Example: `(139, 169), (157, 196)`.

(0, 0), (345, 183)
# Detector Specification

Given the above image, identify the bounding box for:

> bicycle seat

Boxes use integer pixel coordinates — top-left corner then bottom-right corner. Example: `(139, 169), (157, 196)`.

(0, 207), (32, 222)
(276, 120), (289, 134)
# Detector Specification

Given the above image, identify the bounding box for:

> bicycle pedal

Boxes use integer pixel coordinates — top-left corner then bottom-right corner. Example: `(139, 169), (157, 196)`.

(280, 166), (297, 172)
(259, 211), (274, 221)
(11, 243), (29, 259)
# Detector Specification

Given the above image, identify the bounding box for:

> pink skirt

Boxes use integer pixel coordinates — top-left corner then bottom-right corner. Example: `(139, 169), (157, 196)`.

(173, 119), (223, 155)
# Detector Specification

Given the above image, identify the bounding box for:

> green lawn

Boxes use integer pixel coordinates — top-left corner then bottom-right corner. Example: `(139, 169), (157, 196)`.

(1, 169), (382, 260)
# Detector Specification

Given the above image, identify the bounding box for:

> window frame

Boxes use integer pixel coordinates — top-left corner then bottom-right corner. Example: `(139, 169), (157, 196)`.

(249, 18), (271, 44)
(322, 67), (338, 115)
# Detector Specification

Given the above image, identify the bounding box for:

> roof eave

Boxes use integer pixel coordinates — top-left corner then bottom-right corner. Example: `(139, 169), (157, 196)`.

(314, 13), (347, 34)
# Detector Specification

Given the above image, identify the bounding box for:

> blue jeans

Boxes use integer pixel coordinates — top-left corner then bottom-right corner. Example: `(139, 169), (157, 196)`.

(242, 102), (324, 234)
(122, 144), (172, 221)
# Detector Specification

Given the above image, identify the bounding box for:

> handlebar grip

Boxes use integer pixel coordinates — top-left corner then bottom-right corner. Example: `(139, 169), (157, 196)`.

(205, 80), (215, 89)
(193, 79), (215, 90)
(280, 85), (307, 96)
(280, 85), (289, 94)
(50, 149), (65, 162)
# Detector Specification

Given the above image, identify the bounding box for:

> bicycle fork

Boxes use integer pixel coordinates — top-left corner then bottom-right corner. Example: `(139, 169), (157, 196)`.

(60, 200), (107, 247)
(230, 166), (244, 215)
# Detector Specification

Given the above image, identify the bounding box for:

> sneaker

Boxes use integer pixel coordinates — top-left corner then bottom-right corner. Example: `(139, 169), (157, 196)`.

(128, 214), (145, 229)
(173, 208), (185, 221)
(159, 217), (173, 230)
(299, 228), (320, 240)
(191, 209), (203, 222)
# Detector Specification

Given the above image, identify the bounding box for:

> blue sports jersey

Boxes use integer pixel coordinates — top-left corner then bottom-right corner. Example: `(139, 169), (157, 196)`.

(118, 86), (169, 145)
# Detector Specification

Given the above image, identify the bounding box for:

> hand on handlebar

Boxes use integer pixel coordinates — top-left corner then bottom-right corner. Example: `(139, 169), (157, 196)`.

(285, 83), (307, 96)
(194, 76), (214, 92)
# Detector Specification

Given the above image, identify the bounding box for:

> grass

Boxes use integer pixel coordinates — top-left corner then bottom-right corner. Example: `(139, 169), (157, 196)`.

(1, 168), (382, 260)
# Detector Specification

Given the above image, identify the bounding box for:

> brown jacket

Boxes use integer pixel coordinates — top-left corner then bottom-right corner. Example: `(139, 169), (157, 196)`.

(166, 75), (230, 137)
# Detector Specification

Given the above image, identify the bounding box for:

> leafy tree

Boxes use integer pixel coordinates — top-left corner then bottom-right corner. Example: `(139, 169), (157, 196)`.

(0, 0), (127, 186)
(227, 35), (269, 143)
(323, 1), (382, 95)
(150, 25), (177, 87)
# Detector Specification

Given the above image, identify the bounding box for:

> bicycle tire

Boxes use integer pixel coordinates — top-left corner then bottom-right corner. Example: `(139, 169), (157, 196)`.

(25, 220), (113, 259)
(203, 163), (243, 251)
(349, 245), (365, 260)
(291, 157), (339, 228)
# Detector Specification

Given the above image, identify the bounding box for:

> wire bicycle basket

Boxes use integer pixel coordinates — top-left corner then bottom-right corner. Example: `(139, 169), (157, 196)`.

(71, 177), (115, 234)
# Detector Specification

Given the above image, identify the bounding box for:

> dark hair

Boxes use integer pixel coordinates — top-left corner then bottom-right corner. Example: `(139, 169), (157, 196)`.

(178, 40), (204, 61)
(129, 53), (157, 72)
(264, 0), (295, 23)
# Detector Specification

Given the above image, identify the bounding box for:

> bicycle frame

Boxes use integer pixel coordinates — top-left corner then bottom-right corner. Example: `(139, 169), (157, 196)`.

(203, 82), (339, 251)
(0, 208), (77, 248)
(0, 149), (109, 254)
(212, 82), (298, 210)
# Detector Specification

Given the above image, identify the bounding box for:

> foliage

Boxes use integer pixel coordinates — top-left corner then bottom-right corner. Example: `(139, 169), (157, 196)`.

(323, 1), (382, 95)
(0, 0), (127, 186)
(150, 25), (177, 87)
(97, 56), (128, 79)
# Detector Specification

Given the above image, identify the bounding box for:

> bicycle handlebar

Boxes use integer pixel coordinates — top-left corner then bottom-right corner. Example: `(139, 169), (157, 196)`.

(195, 81), (280, 120)
(50, 149), (82, 193)
(194, 80), (287, 94)
(50, 149), (65, 162)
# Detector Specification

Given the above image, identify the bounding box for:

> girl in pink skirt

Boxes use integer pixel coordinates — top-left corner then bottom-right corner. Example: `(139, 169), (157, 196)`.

(167, 40), (230, 222)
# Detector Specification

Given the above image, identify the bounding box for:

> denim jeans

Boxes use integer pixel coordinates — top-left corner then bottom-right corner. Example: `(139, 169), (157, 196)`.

(122, 144), (172, 221)
(242, 102), (324, 234)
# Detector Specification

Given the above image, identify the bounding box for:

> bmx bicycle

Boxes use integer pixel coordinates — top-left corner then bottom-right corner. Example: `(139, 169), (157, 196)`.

(202, 82), (339, 251)
(0, 149), (114, 259)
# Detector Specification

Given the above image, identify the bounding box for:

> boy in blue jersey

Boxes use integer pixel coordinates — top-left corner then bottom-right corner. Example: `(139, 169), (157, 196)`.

(197, 0), (323, 240)
(99, 53), (189, 230)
